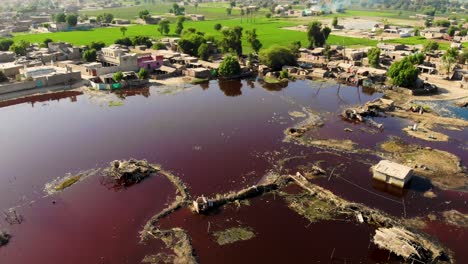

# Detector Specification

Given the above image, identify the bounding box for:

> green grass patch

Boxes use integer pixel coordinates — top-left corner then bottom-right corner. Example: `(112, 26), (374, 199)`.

(325, 9), (417, 19)
(108, 100), (124, 107)
(190, 78), (209, 84)
(54, 175), (82, 191)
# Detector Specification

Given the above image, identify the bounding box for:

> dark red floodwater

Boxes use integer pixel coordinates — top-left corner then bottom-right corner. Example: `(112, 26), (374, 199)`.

(0, 79), (466, 263)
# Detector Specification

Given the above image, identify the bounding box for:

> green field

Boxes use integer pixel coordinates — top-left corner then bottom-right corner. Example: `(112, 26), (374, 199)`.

(13, 18), (382, 53)
(323, 9), (418, 19)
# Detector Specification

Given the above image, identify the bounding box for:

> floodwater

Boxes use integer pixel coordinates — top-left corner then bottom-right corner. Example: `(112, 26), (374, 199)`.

(0, 79), (466, 263)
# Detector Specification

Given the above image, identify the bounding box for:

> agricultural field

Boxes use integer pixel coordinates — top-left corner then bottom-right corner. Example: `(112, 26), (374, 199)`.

(12, 18), (381, 53)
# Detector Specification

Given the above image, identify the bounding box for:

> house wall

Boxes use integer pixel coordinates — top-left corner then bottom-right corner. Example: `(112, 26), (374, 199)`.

(0, 81), (36, 94)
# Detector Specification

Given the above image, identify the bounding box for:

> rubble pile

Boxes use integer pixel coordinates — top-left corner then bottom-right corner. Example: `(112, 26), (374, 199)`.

(108, 159), (159, 186)
(342, 98), (393, 127)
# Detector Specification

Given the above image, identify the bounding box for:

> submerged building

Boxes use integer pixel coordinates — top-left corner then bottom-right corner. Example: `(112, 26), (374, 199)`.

(372, 160), (413, 188)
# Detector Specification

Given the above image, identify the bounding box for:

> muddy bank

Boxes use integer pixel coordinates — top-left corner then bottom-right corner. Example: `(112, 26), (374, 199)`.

(380, 137), (467, 191)
(442, 210), (468, 228)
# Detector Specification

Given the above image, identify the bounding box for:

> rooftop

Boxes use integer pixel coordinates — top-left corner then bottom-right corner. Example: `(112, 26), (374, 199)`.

(374, 160), (413, 180)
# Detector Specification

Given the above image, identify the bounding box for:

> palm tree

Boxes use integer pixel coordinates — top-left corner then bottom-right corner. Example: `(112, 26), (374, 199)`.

(120, 26), (127, 36)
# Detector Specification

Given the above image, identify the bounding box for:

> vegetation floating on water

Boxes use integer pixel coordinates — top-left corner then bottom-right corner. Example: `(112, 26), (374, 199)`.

(143, 227), (197, 264)
(213, 227), (256, 245)
(282, 192), (336, 223)
(53, 175), (81, 191)
(108, 100), (124, 107)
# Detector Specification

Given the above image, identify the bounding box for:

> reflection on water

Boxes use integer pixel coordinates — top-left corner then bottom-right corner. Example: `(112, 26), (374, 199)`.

(0, 91), (82, 108)
(219, 79), (243, 97)
(413, 99), (468, 120)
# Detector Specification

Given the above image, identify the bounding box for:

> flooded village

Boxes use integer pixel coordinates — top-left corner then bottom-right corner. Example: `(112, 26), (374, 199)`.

(0, 1), (467, 263)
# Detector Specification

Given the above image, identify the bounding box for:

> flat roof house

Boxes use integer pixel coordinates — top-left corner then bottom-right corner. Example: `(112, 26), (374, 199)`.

(372, 160), (413, 188)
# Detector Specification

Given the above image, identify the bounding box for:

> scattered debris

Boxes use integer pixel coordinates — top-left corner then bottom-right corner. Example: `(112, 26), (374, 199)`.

(423, 190), (437, 199)
(290, 138), (359, 152)
(373, 227), (445, 262)
(404, 217), (428, 230)
(285, 109), (324, 138)
(213, 227), (256, 245)
(3, 209), (23, 225)
(342, 98), (393, 123)
(344, 128), (353, 132)
(403, 124), (449, 142)
(297, 163), (326, 179)
(442, 210), (468, 228)
(143, 227), (197, 264)
(288, 111), (307, 118)
(107, 159), (159, 186)
(191, 173), (288, 214)
(0, 231), (10, 247)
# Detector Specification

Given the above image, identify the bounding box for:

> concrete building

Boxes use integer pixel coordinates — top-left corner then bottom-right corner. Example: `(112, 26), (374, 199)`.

(20, 66), (81, 87)
(372, 160), (413, 188)
(137, 54), (164, 71)
(98, 45), (138, 72)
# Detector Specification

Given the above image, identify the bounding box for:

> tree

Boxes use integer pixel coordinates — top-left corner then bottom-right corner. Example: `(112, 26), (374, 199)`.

(54, 12), (66, 23)
(66, 14), (78, 27)
(226, 8), (232, 16)
(175, 16), (185, 35)
(139, 10), (150, 20)
(171, 4), (184, 16)
(158, 19), (170, 35)
(245, 28), (262, 54)
(434, 20), (450, 27)
(422, 41), (439, 53)
(447, 26), (457, 37)
(214, 23), (222, 31)
(152, 42), (166, 50)
(220, 26), (243, 57)
(307, 21), (331, 48)
(387, 57), (419, 87)
(178, 31), (206, 56)
(230, 1), (236, 8)
(132, 36), (152, 47)
(259, 45), (297, 71)
(266, 13), (272, 19)
(218, 55), (241, 77)
(9, 40), (29, 56)
(97, 13), (114, 23)
(137, 68), (149, 79)
(82, 49), (97, 62)
(113, 71), (124, 82)
(120, 26), (127, 36)
(458, 48), (468, 64)
(289, 41), (301, 56)
(89, 41), (105, 51)
(198, 43), (209, 60)
(332, 17), (338, 28)
(441, 54), (456, 77)
(240, 8), (245, 23)
(279, 70), (289, 79)
(43, 38), (53, 47)
(407, 53), (425, 65)
(367, 47), (381, 68)
(424, 19), (432, 27)
(0, 39), (14, 51)
(115, 37), (133, 46)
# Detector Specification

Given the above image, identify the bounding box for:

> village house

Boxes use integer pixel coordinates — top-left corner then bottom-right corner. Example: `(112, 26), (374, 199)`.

(98, 45), (139, 72)
(372, 160), (413, 188)
(0, 60), (43, 78)
(186, 14), (205, 21)
(137, 54), (164, 71)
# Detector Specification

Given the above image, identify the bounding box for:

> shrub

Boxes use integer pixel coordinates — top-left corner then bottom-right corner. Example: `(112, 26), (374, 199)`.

(218, 55), (241, 77)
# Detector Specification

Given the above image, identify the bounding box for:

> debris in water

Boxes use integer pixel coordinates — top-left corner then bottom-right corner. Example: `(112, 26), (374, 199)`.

(373, 227), (446, 262)
(442, 210), (468, 228)
(3, 209), (23, 225)
(282, 192), (336, 223)
(107, 159), (159, 186)
(423, 190), (437, 198)
(44, 169), (100, 195)
(0, 231), (10, 247)
(288, 111), (307, 118)
(213, 227), (256, 245)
